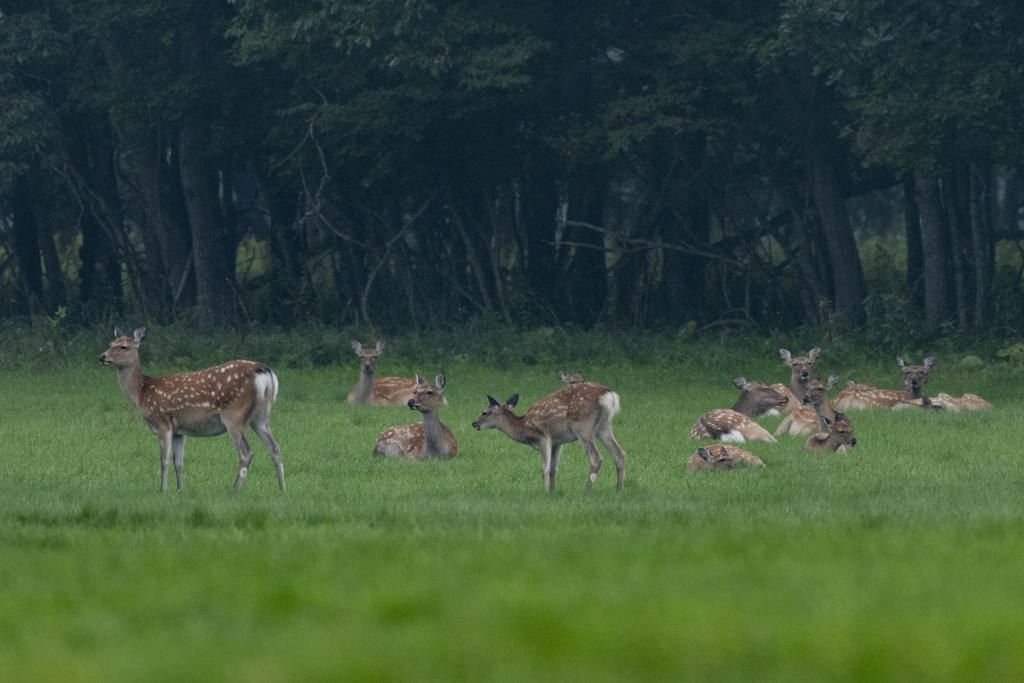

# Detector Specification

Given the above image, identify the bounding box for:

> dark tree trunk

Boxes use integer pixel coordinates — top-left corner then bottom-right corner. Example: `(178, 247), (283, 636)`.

(27, 171), (67, 311)
(6, 175), (45, 315)
(945, 165), (971, 329)
(903, 175), (925, 311)
(970, 164), (993, 327)
(915, 173), (950, 325)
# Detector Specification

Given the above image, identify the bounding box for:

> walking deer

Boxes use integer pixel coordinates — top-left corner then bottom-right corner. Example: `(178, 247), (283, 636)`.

(471, 382), (626, 492)
(689, 409), (777, 443)
(557, 370), (585, 384)
(373, 373), (457, 460)
(730, 378), (789, 417)
(775, 375), (839, 435)
(780, 347), (821, 404)
(687, 444), (765, 471)
(804, 413), (856, 453)
(347, 340), (422, 406)
(98, 326), (284, 492)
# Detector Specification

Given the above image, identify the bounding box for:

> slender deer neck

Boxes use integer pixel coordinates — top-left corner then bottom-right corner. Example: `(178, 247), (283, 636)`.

(420, 408), (448, 455)
(811, 397), (836, 429)
(494, 411), (536, 446)
(790, 375), (810, 402)
(115, 356), (148, 409)
(730, 392), (756, 416)
(351, 366), (375, 402)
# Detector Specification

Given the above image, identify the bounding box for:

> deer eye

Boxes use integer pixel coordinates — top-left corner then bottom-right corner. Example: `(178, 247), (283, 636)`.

(426, 391), (433, 395)
(120, 345), (128, 350)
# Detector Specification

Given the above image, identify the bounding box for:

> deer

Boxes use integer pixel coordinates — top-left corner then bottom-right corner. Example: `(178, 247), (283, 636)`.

(557, 370), (585, 384)
(471, 381), (626, 492)
(804, 413), (856, 453)
(931, 393), (993, 412)
(98, 326), (285, 492)
(347, 340), (422, 406)
(833, 356), (935, 410)
(779, 347), (821, 404)
(730, 378), (789, 417)
(688, 409), (777, 443)
(687, 444), (765, 471)
(373, 373), (457, 460)
(775, 374), (839, 436)
(767, 384), (800, 415)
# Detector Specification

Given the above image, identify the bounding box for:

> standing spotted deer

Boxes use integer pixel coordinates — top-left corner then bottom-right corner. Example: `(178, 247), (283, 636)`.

(472, 381), (626, 492)
(98, 326), (284, 491)
(347, 340), (420, 406)
(780, 347), (821, 405)
(373, 373), (457, 460)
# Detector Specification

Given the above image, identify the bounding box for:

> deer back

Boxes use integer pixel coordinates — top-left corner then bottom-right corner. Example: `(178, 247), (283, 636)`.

(687, 444), (765, 470)
(689, 409), (777, 443)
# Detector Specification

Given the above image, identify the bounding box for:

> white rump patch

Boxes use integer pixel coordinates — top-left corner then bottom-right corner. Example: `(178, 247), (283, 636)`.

(764, 409), (780, 417)
(719, 430), (746, 444)
(599, 391), (621, 416)
(254, 370), (279, 403)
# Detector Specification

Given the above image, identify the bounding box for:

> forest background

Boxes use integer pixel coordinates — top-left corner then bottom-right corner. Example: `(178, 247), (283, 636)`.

(1, 0), (1024, 346)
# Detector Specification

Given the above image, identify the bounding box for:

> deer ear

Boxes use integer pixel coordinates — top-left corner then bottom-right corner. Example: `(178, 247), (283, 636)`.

(557, 371), (567, 381)
(719, 446), (728, 456)
(827, 375), (839, 388)
(351, 340), (362, 353)
(812, 372), (820, 381)
(487, 395), (500, 406)
(779, 349), (792, 364)
(114, 325), (125, 339)
(834, 412), (845, 422)
(506, 394), (519, 408)
(133, 327), (147, 344)
(924, 355), (935, 369)
(697, 447), (710, 462)
(847, 380), (855, 387)
(822, 416), (833, 427)
(415, 374), (424, 385)
(897, 356), (906, 370)
(809, 347), (821, 361)
(435, 373), (445, 390)
(376, 340), (386, 353)
(733, 377), (749, 390)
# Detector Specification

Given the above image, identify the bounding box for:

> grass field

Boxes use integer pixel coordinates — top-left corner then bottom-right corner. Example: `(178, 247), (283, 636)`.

(1, 344), (1023, 682)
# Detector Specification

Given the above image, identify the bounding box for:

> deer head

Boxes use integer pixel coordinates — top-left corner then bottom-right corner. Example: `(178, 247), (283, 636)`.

(802, 374), (839, 407)
(731, 377), (789, 417)
(408, 373), (446, 413)
(780, 347), (821, 381)
(472, 394), (519, 430)
(897, 356), (934, 399)
(99, 326), (147, 367)
(696, 446), (735, 470)
(822, 413), (856, 449)
(351, 340), (386, 374)
(557, 370), (585, 384)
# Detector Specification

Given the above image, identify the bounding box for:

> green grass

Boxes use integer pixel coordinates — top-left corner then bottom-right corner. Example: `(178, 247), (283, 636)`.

(1, 350), (1023, 682)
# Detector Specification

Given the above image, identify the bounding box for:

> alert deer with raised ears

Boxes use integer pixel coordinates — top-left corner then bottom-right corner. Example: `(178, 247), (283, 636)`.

(98, 326), (284, 492)
(373, 373), (457, 460)
(780, 347), (821, 404)
(471, 381), (626, 492)
(347, 340), (426, 406)
(775, 374), (839, 436)
(804, 413), (856, 453)
(833, 356), (936, 410)
(687, 444), (766, 471)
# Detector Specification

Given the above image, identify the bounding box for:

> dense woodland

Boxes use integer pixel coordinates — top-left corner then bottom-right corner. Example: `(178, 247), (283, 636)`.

(1, 0), (1023, 335)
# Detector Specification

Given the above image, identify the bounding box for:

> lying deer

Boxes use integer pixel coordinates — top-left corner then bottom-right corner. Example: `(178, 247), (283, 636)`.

(767, 384), (800, 415)
(472, 381), (626, 492)
(688, 409), (777, 443)
(557, 370), (585, 384)
(832, 356), (935, 409)
(775, 375), (839, 436)
(99, 326), (284, 492)
(804, 413), (856, 453)
(373, 373), (457, 460)
(347, 340), (421, 406)
(687, 444), (765, 471)
(730, 378), (789, 417)
(931, 393), (993, 412)
(780, 347), (821, 404)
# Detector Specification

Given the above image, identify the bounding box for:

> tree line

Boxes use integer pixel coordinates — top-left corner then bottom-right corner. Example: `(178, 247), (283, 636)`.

(1, 0), (1023, 333)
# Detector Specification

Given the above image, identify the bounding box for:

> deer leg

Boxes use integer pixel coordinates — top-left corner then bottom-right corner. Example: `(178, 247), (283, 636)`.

(538, 439), (554, 492)
(158, 429), (172, 492)
(251, 421), (285, 492)
(597, 428), (626, 492)
(172, 435), (186, 491)
(576, 431), (603, 492)
(226, 421), (256, 490)
(548, 444), (563, 493)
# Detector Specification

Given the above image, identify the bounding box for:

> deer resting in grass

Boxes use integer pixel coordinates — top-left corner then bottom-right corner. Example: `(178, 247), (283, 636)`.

(731, 378), (789, 417)
(780, 347), (821, 404)
(472, 381), (626, 492)
(931, 393), (993, 412)
(775, 374), (839, 436)
(687, 444), (765, 471)
(833, 356), (935, 410)
(767, 384), (799, 415)
(688, 409), (777, 443)
(557, 370), (585, 384)
(804, 413), (856, 453)
(99, 326), (284, 492)
(348, 340), (421, 406)
(373, 373), (457, 460)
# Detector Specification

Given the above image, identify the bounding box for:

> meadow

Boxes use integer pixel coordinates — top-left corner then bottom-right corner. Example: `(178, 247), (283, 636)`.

(1, 329), (1023, 682)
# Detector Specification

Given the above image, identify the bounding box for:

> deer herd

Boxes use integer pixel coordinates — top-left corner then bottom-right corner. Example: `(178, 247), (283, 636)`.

(99, 328), (991, 492)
